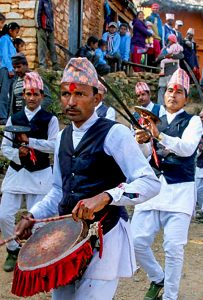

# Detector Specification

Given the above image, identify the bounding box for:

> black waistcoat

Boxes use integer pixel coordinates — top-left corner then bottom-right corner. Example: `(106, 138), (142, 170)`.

(58, 118), (128, 234)
(96, 103), (108, 118)
(10, 109), (53, 172)
(151, 111), (197, 184)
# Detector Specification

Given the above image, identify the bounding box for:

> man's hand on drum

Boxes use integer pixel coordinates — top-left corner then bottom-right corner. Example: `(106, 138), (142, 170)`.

(15, 213), (35, 240)
(72, 192), (111, 221)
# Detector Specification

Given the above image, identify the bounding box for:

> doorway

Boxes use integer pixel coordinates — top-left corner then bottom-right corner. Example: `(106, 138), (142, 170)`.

(68, 0), (83, 55)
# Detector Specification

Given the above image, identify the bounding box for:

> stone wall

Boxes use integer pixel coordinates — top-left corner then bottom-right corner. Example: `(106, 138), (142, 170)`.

(0, 0), (37, 68)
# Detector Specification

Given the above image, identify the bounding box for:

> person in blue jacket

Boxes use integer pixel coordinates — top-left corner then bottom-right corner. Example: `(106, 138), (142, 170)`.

(95, 39), (111, 76)
(0, 22), (20, 124)
(119, 23), (131, 63)
(102, 22), (122, 71)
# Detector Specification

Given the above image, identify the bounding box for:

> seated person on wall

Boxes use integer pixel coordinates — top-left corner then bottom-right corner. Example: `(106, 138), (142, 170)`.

(102, 22), (122, 71)
(95, 39), (111, 76)
(95, 80), (116, 121)
(0, 71), (59, 272)
(75, 36), (99, 67)
(10, 53), (53, 114)
(119, 23), (131, 64)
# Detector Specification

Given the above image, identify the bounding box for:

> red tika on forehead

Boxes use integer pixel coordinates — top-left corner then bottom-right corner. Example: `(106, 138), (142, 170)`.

(69, 83), (77, 93)
(173, 84), (178, 92)
(30, 88), (35, 94)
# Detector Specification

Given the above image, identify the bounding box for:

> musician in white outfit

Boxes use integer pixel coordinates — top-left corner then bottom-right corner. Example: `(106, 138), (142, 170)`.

(15, 57), (160, 300)
(131, 68), (202, 300)
(0, 72), (59, 272)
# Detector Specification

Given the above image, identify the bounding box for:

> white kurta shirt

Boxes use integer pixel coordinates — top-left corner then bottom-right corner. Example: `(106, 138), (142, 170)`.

(95, 101), (116, 121)
(1, 106), (59, 194)
(30, 112), (160, 280)
(135, 109), (202, 216)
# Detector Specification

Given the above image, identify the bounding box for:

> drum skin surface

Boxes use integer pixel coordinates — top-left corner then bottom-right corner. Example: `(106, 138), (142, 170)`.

(18, 219), (86, 270)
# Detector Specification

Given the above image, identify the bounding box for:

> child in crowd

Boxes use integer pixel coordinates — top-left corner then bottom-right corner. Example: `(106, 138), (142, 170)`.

(0, 13), (6, 37)
(0, 22), (20, 124)
(145, 21), (154, 48)
(159, 34), (183, 76)
(95, 39), (111, 75)
(102, 22), (122, 71)
(13, 38), (25, 53)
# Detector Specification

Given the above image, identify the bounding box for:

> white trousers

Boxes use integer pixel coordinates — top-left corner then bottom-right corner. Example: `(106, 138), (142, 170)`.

(0, 192), (45, 251)
(131, 210), (191, 300)
(52, 278), (119, 300)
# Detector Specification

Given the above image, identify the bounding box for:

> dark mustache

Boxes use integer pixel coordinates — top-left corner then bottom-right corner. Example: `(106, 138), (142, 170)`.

(65, 107), (80, 113)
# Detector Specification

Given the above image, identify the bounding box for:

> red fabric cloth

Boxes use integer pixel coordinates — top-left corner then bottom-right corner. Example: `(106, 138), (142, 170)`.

(132, 46), (142, 72)
(41, 11), (46, 29)
(12, 241), (93, 297)
(147, 39), (161, 58)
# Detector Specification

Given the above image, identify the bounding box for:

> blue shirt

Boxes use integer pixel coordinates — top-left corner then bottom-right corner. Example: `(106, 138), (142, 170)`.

(119, 33), (131, 61)
(102, 32), (121, 55)
(95, 48), (107, 66)
(0, 34), (17, 72)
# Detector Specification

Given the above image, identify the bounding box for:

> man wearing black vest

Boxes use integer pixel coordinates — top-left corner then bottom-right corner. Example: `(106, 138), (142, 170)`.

(0, 72), (59, 272)
(15, 57), (160, 300)
(134, 81), (165, 119)
(131, 68), (202, 300)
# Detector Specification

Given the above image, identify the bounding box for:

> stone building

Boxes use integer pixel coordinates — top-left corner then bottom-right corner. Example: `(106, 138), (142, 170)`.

(0, 0), (136, 69)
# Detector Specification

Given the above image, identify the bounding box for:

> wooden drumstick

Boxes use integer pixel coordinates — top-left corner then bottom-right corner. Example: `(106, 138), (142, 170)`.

(0, 235), (18, 246)
(23, 214), (73, 223)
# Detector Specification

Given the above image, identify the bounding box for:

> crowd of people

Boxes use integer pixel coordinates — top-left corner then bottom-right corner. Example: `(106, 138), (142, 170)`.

(0, 2), (203, 300)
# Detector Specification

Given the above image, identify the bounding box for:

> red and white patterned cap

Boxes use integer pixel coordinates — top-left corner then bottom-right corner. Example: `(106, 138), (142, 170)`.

(151, 3), (160, 9)
(23, 72), (44, 91)
(135, 82), (150, 94)
(168, 68), (190, 94)
(61, 57), (99, 88)
(166, 13), (175, 20)
(98, 80), (107, 94)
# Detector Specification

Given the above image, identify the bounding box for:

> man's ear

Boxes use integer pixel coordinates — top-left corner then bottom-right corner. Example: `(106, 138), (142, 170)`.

(94, 93), (102, 106)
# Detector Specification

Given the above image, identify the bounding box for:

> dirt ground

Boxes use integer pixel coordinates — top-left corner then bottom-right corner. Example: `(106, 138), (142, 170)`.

(0, 221), (202, 300)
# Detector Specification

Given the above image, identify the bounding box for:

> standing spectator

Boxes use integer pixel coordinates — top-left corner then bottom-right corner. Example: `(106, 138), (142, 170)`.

(10, 53), (52, 114)
(131, 11), (152, 72)
(75, 36), (99, 67)
(35, 0), (61, 71)
(195, 109), (203, 218)
(13, 38), (25, 53)
(94, 39), (111, 76)
(0, 13), (6, 37)
(158, 34), (183, 76)
(0, 72), (59, 272)
(95, 80), (116, 121)
(162, 14), (175, 47)
(119, 23), (131, 63)
(102, 22), (122, 71)
(0, 22), (20, 125)
(174, 20), (184, 46)
(183, 28), (200, 81)
(132, 68), (202, 300)
(147, 3), (162, 42)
